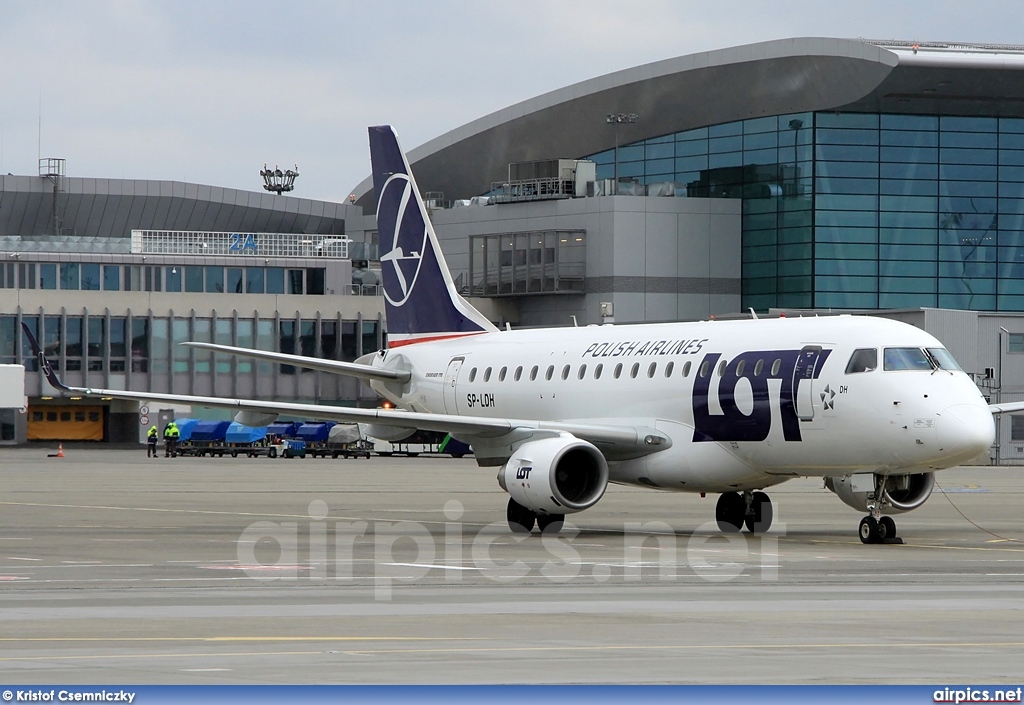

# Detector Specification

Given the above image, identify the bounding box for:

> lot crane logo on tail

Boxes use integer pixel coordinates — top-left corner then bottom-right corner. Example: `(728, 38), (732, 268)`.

(377, 173), (426, 308)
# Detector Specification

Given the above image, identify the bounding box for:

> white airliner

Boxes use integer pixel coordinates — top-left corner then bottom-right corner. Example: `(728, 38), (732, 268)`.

(26, 125), (1019, 544)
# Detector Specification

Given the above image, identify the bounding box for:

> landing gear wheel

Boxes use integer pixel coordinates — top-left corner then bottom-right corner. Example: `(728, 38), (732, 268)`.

(537, 514), (565, 534)
(744, 491), (773, 534)
(878, 516), (897, 541)
(506, 498), (537, 534)
(716, 492), (745, 533)
(859, 516), (880, 544)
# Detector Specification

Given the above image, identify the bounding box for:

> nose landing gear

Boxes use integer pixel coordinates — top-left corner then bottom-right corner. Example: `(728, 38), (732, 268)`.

(859, 510), (902, 545)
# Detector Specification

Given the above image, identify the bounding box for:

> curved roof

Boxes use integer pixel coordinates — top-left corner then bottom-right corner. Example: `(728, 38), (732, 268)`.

(353, 37), (898, 209)
(0, 174), (350, 239)
(353, 36), (1024, 211)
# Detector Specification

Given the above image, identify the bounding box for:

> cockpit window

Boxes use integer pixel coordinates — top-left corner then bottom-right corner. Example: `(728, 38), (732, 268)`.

(845, 348), (877, 374)
(927, 347), (963, 371)
(883, 347), (933, 371)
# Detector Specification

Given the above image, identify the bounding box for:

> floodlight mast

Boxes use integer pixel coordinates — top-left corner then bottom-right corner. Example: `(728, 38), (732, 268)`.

(261, 163), (299, 195)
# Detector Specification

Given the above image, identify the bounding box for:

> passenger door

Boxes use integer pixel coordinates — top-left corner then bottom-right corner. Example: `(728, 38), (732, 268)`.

(793, 346), (824, 421)
(443, 357), (464, 415)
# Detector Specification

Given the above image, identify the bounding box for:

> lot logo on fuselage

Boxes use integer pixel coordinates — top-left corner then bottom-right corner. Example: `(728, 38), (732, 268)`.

(692, 348), (831, 443)
(377, 173), (427, 308)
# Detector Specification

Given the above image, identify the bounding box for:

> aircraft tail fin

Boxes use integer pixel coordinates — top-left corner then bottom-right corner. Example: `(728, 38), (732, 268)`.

(368, 125), (497, 348)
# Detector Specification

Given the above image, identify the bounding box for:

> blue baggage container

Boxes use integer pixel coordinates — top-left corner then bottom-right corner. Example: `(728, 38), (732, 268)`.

(296, 422), (335, 443)
(190, 420), (231, 442)
(225, 423), (268, 444)
(173, 418), (200, 442)
(267, 421), (299, 438)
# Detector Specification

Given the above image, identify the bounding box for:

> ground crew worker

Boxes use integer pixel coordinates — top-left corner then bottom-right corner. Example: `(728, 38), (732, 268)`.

(164, 421), (180, 458)
(146, 425), (159, 458)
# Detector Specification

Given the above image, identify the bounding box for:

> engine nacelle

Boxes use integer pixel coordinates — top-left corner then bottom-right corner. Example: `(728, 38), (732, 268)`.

(234, 411), (278, 427)
(358, 423), (415, 442)
(497, 436), (608, 515)
(825, 472), (935, 515)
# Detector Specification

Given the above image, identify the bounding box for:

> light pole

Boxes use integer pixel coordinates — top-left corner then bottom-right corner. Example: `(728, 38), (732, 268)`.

(605, 113), (638, 195)
(788, 119), (803, 197)
(997, 326), (1009, 465)
(261, 163), (299, 195)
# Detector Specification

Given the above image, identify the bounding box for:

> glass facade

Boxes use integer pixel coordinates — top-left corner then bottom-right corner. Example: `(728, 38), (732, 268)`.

(0, 263), (329, 296)
(586, 112), (1024, 312)
(0, 312), (383, 402)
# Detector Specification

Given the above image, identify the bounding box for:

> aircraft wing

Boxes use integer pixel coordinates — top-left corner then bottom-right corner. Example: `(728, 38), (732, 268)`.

(23, 324), (668, 455)
(180, 342), (410, 384)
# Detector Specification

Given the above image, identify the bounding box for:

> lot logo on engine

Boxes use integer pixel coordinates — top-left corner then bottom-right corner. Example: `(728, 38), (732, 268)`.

(515, 466), (532, 480)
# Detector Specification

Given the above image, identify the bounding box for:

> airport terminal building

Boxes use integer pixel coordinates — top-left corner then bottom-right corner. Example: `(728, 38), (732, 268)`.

(7, 36), (1024, 459)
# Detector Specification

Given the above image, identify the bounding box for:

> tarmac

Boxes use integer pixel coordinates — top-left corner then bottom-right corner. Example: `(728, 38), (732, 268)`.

(1, 446), (1024, 684)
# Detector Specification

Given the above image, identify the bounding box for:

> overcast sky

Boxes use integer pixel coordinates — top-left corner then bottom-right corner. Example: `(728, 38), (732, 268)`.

(2, 1), (1023, 203)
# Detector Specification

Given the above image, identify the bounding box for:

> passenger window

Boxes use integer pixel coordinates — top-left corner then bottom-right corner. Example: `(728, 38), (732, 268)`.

(483, 367), (492, 382)
(771, 359), (781, 376)
(845, 348), (877, 374)
(578, 364), (587, 380)
(595, 363), (603, 379)
(498, 366), (507, 382)
(754, 359), (764, 376)
(717, 360), (727, 377)
(469, 367), (477, 382)
(545, 365), (554, 381)
(613, 363), (622, 379)
(884, 347), (932, 371)
(682, 361), (691, 377)
(530, 365), (538, 381)
(736, 360), (746, 377)
(664, 361), (674, 377)
(630, 362), (640, 379)
(514, 366), (523, 381)
(647, 362), (657, 378)
(699, 361), (710, 378)
(561, 364), (570, 380)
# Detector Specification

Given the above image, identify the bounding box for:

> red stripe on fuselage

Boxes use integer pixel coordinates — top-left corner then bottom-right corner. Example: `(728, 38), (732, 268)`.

(386, 332), (487, 349)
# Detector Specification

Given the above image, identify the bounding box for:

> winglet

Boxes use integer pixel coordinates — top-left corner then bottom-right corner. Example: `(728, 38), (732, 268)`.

(21, 322), (72, 392)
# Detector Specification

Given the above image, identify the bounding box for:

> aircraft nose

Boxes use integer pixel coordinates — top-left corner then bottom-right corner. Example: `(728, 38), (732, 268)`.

(938, 403), (995, 461)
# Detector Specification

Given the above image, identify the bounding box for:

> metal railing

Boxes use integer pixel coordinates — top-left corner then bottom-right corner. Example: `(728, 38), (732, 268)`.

(131, 230), (350, 259)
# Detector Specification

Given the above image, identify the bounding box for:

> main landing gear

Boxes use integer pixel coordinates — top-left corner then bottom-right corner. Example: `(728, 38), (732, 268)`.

(859, 513), (900, 544)
(506, 498), (564, 534)
(715, 491), (774, 534)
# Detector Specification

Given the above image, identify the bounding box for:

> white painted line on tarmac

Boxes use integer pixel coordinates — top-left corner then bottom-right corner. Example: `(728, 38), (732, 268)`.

(385, 562), (480, 571)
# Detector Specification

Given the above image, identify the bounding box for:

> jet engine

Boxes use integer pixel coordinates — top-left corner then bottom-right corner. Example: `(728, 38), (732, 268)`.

(825, 472), (935, 514)
(358, 423), (415, 442)
(497, 436), (609, 515)
(234, 411), (278, 427)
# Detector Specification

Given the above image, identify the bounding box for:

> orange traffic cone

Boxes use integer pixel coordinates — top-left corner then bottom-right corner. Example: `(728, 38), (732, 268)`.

(56, 443), (64, 458)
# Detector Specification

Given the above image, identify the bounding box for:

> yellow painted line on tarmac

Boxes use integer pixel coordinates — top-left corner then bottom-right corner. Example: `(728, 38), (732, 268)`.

(0, 500), (489, 528)
(2, 641), (1024, 662)
(807, 538), (1024, 553)
(0, 500), (332, 521)
(0, 636), (474, 643)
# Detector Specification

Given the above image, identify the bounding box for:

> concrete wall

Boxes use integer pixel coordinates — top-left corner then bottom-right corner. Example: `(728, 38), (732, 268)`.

(426, 195), (742, 327)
